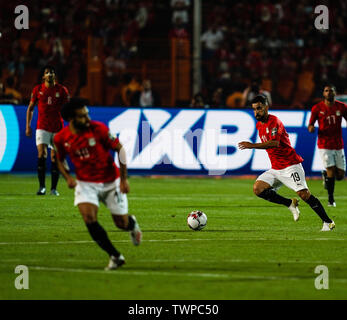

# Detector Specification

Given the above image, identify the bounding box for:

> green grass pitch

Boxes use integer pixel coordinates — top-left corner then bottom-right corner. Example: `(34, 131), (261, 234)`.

(0, 174), (346, 300)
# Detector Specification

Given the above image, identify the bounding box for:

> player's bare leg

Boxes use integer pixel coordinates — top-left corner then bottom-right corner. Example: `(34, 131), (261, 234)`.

(296, 189), (335, 231)
(335, 168), (345, 181)
(112, 214), (142, 246)
(78, 203), (125, 269)
(37, 144), (48, 195)
(253, 180), (300, 221)
(50, 150), (60, 196)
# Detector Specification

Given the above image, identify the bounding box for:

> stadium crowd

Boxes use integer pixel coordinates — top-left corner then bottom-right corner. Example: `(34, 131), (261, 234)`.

(198, 0), (347, 109)
(0, 0), (346, 108)
(0, 0), (156, 104)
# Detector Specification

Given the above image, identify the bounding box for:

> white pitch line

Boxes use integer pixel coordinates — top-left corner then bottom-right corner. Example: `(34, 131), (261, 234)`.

(0, 238), (346, 246)
(28, 265), (230, 279)
(2, 258), (347, 265)
(5, 265), (346, 283)
(0, 237), (346, 246)
(0, 238), (345, 246)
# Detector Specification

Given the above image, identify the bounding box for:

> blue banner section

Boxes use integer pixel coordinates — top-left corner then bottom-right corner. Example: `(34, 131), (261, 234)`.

(1, 105), (347, 176)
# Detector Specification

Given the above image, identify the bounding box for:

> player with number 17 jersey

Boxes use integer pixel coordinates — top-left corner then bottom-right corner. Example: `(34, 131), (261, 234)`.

(309, 100), (347, 150)
(256, 114), (303, 170)
(53, 121), (120, 183)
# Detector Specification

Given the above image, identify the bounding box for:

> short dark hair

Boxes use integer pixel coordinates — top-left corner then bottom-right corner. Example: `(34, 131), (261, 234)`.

(40, 65), (56, 79)
(61, 98), (87, 121)
(251, 94), (268, 106)
(323, 83), (336, 91)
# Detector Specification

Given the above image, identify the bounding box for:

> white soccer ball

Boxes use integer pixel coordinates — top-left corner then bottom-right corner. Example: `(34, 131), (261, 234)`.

(187, 210), (207, 231)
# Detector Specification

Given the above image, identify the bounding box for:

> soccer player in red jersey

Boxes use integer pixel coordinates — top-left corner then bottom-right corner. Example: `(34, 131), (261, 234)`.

(308, 84), (347, 207)
(238, 95), (335, 231)
(53, 98), (142, 270)
(25, 66), (70, 196)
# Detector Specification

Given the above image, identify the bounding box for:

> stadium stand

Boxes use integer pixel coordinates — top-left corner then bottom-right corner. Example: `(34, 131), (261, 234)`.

(0, 0), (346, 108)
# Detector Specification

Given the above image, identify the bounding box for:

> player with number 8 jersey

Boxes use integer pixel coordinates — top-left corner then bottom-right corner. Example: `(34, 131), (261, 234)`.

(25, 65), (70, 196)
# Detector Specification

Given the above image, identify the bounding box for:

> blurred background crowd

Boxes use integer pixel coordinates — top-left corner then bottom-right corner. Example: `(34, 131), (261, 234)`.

(0, 0), (346, 108)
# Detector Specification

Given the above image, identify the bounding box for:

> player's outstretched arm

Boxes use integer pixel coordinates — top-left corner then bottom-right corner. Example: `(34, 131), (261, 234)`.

(25, 101), (35, 137)
(238, 140), (279, 150)
(115, 142), (130, 194)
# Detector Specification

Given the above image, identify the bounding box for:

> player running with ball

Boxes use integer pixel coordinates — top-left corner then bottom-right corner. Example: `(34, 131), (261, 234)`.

(238, 95), (335, 231)
(53, 98), (142, 270)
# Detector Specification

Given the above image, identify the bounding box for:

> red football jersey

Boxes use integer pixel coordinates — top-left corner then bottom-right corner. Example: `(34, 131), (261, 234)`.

(257, 114), (303, 170)
(31, 83), (69, 133)
(309, 100), (347, 150)
(53, 121), (120, 183)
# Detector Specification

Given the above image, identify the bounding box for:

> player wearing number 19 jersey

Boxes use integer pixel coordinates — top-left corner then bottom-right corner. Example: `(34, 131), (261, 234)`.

(308, 84), (347, 207)
(238, 95), (335, 231)
(256, 114), (303, 170)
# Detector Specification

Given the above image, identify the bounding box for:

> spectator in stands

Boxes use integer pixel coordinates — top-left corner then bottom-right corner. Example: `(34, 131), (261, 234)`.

(243, 80), (272, 107)
(337, 51), (347, 91)
(4, 77), (22, 103)
(201, 24), (224, 60)
(190, 92), (207, 108)
(121, 74), (142, 106)
(104, 48), (126, 86)
(226, 91), (245, 109)
(122, 14), (140, 57)
(136, 2), (150, 29)
(7, 44), (25, 82)
(169, 16), (189, 39)
(315, 54), (333, 87)
(171, 0), (190, 26)
(134, 79), (161, 107)
(48, 36), (65, 78)
(209, 87), (225, 108)
(0, 82), (20, 104)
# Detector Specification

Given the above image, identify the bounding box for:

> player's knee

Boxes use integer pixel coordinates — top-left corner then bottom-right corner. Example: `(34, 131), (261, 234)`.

(38, 150), (47, 158)
(114, 219), (124, 228)
(114, 216), (127, 229)
(253, 185), (264, 196)
(336, 172), (345, 181)
(82, 214), (96, 224)
(297, 189), (310, 201)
